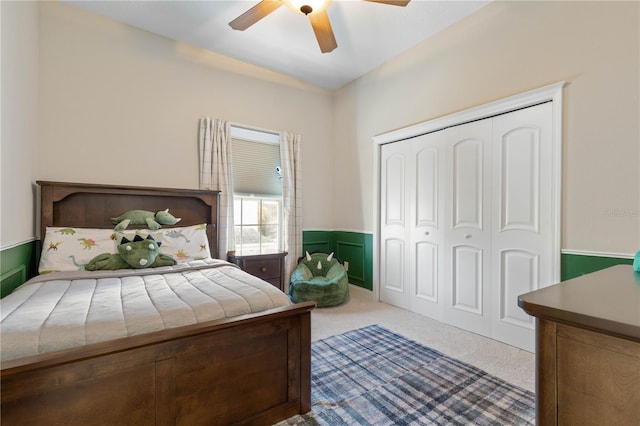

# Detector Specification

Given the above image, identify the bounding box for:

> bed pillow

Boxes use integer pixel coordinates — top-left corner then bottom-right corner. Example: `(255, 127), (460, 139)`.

(39, 227), (118, 273)
(117, 224), (211, 263)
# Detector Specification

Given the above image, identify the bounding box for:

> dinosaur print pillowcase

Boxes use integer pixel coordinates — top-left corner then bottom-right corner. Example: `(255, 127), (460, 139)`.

(38, 224), (212, 274)
(157, 224), (211, 262)
(39, 227), (118, 273)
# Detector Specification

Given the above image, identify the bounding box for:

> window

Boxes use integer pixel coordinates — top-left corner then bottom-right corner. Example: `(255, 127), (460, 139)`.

(231, 126), (282, 255)
(234, 197), (281, 254)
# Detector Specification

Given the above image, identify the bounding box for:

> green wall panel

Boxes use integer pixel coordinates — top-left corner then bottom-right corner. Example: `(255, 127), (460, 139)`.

(302, 230), (373, 290)
(302, 231), (333, 256)
(560, 253), (633, 281)
(1, 241), (38, 297)
(334, 232), (373, 290)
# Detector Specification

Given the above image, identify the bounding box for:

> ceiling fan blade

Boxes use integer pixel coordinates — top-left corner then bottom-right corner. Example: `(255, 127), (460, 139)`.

(363, 0), (411, 6)
(229, 0), (283, 31)
(309, 10), (337, 53)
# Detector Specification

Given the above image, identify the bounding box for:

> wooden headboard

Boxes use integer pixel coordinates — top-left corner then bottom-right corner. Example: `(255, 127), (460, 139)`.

(37, 181), (220, 259)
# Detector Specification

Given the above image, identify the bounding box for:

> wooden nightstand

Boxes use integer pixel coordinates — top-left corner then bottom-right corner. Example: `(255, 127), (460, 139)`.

(227, 252), (288, 291)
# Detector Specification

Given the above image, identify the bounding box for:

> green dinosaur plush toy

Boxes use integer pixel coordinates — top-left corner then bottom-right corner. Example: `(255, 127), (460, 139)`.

(111, 209), (181, 231)
(85, 235), (177, 270)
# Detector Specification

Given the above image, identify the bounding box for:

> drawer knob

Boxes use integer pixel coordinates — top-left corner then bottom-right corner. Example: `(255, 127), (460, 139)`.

(261, 266), (267, 273)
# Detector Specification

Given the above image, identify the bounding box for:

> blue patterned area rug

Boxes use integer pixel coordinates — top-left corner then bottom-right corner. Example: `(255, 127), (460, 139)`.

(278, 325), (535, 426)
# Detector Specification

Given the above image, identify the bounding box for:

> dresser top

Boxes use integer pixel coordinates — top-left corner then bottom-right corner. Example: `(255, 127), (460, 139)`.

(518, 265), (640, 341)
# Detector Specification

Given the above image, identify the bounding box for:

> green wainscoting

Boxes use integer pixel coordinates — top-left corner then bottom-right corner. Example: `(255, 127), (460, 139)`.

(561, 252), (634, 281)
(303, 230), (373, 290)
(1, 240), (39, 298)
(2, 236), (632, 298)
(302, 232), (634, 291)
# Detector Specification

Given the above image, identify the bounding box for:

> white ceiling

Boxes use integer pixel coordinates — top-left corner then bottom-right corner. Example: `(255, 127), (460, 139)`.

(64, 0), (490, 90)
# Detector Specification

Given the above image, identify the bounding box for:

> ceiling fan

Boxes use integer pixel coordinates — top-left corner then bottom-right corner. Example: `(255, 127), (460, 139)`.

(229, 0), (411, 53)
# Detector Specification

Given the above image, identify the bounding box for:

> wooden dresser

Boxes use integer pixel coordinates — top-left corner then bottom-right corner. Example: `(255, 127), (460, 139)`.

(518, 265), (640, 426)
(227, 252), (287, 292)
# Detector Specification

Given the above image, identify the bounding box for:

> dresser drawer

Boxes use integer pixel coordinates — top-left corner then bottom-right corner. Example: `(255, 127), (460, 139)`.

(242, 258), (282, 280)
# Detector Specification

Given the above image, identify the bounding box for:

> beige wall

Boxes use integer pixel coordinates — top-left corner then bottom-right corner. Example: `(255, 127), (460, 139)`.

(3, 1), (639, 257)
(36, 2), (335, 235)
(1, 1), (39, 247)
(334, 0), (640, 255)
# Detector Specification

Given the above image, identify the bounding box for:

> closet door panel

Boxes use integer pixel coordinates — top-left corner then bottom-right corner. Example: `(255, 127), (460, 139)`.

(415, 242), (438, 302)
(451, 245), (483, 314)
(380, 141), (411, 309)
(410, 133), (446, 320)
(383, 239), (405, 292)
(444, 120), (492, 337)
(452, 139), (483, 230)
(491, 102), (554, 352)
(384, 155), (406, 226)
(499, 249), (538, 328)
(500, 126), (540, 233)
(415, 146), (438, 228)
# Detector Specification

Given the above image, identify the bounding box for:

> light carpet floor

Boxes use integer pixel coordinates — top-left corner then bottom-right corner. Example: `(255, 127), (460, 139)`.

(309, 286), (535, 392)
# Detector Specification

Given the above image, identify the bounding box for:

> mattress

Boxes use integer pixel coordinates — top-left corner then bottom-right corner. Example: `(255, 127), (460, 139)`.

(1, 259), (291, 362)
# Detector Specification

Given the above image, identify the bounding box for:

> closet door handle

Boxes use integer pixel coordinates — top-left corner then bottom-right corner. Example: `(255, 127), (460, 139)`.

(424, 231), (430, 235)
(464, 234), (472, 239)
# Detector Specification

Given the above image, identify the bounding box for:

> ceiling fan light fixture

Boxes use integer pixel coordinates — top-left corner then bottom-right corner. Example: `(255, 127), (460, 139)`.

(285, 0), (331, 15)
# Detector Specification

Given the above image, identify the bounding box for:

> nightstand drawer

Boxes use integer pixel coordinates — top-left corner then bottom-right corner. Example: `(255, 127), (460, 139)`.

(243, 258), (281, 280)
(264, 278), (281, 288)
(227, 252), (288, 292)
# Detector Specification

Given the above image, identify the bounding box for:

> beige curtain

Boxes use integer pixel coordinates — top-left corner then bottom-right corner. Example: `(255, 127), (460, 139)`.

(280, 131), (302, 290)
(198, 117), (235, 258)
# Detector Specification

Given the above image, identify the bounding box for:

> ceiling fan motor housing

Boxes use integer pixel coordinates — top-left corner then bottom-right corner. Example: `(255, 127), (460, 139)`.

(300, 5), (313, 15)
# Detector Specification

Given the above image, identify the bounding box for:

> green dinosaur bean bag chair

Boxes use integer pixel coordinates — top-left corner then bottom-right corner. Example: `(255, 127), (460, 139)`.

(289, 251), (349, 307)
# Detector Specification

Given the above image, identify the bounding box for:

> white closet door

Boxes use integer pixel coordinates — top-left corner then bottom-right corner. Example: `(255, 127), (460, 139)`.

(491, 102), (554, 351)
(409, 132), (446, 321)
(380, 140), (411, 309)
(377, 93), (560, 352)
(443, 119), (493, 337)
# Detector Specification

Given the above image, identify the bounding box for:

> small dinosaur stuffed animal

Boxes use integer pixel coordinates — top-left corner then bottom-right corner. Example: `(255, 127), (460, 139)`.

(85, 235), (177, 270)
(111, 209), (181, 231)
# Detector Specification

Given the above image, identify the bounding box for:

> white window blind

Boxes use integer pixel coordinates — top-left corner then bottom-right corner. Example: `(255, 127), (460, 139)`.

(231, 137), (282, 196)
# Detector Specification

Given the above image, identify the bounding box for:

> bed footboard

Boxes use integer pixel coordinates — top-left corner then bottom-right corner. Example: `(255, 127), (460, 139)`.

(1, 302), (314, 426)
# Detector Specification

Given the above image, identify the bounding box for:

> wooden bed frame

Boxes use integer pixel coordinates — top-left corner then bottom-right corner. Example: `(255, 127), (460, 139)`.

(1, 181), (314, 425)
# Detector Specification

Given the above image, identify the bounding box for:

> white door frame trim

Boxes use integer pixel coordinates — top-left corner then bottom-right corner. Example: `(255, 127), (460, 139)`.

(372, 81), (566, 301)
